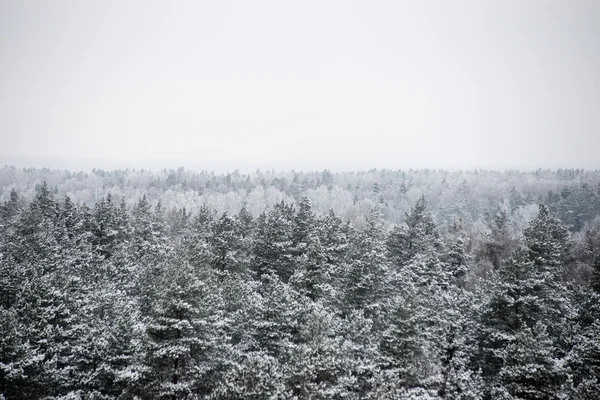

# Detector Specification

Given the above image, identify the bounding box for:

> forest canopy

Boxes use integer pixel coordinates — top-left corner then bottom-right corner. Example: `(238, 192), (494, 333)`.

(1, 166), (599, 399)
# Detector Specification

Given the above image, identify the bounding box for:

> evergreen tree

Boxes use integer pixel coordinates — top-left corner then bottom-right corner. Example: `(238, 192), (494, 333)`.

(131, 195), (169, 258)
(523, 205), (575, 351)
(497, 323), (567, 400)
(477, 248), (570, 398)
(235, 206), (254, 239)
(343, 208), (390, 320)
(210, 212), (242, 277)
(183, 204), (215, 270)
(378, 289), (426, 389)
(524, 204), (571, 277)
(316, 209), (352, 272)
(289, 232), (331, 302)
(590, 256), (600, 293)
(0, 189), (21, 241)
(92, 193), (127, 259)
(567, 288), (600, 398)
(139, 256), (224, 399)
(446, 238), (469, 286)
(388, 195), (441, 266)
(437, 288), (483, 400)
(292, 197), (315, 255)
(481, 210), (514, 270)
(253, 201), (295, 281)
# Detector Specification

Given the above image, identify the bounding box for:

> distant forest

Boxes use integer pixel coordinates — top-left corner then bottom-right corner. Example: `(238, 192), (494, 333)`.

(2, 167), (600, 231)
(1, 167), (600, 399)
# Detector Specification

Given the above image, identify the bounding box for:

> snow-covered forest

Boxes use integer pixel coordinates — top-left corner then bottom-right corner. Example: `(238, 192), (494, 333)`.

(1, 167), (600, 399)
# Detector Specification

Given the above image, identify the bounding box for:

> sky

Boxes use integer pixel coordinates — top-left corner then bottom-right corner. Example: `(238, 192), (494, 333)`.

(1, 0), (599, 172)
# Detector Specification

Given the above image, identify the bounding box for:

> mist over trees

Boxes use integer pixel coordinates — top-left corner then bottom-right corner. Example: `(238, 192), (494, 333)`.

(2, 167), (600, 231)
(1, 166), (600, 399)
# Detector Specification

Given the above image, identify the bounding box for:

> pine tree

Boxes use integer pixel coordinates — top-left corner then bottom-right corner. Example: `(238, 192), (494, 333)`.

(378, 289), (426, 389)
(481, 210), (514, 270)
(437, 288), (483, 400)
(343, 208), (390, 320)
(477, 248), (570, 398)
(57, 199), (140, 398)
(252, 201), (295, 281)
(392, 241), (476, 396)
(217, 273), (305, 399)
(316, 209), (352, 271)
(524, 204), (571, 277)
(0, 184), (79, 397)
(590, 256), (600, 293)
(183, 204), (215, 270)
(131, 195), (169, 258)
(283, 301), (371, 399)
(292, 197), (315, 256)
(289, 232), (331, 302)
(249, 273), (305, 358)
(388, 195), (441, 266)
(0, 189), (21, 241)
(0, 252), (33, 398)
(446, 238), (469, 286)
(567, 288), (600, 398)
(139, 256), (224, 399)
(13, 181), (59, 266)
(92, 193), (126, 259)
(570, 319), (600, 399)
(210, 212), (242, 277)
(235, 206), (254, 239)
(497, 323), (567, 399)
(523, 205), (575, 351)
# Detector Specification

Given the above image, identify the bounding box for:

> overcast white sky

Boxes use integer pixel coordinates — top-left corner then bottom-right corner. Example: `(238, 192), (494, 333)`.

(1, 0), (599, 171)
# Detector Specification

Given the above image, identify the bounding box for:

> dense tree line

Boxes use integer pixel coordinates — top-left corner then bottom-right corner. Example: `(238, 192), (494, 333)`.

(2, 167), (600, 232)
(1, 178), (600, 399)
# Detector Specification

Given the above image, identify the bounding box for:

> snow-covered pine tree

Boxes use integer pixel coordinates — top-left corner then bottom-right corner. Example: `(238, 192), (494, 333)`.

(524, 204), (571, 278)
(481, 210), (515, 271)
(388, 195), (441, 267)
(210, 211), (242, 277)
(252, 201), (295, 281)
(139, 255), (225, 398)
(292, 197), (315, 256)
(477, 248), (570, 398)
(343, 208), (390, 321)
